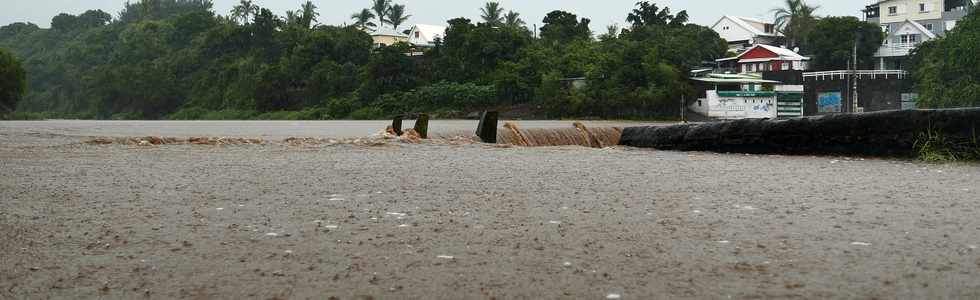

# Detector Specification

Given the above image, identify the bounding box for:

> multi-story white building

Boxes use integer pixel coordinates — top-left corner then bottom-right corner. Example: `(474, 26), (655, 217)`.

(864, 0), (974, 69)
(711, 16), (783, 53)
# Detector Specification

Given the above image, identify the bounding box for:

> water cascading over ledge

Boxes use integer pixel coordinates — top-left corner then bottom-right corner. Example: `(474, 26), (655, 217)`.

(432, 122), (624, 148)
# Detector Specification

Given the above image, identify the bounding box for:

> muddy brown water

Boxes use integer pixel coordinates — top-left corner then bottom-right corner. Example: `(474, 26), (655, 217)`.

(2, 121), (979, 299)
(0, 120), (670, 140)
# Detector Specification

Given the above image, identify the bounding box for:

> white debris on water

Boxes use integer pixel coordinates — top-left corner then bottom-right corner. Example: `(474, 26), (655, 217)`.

(387, 212), (407, 219)
(375, 191), (384, 194)
(717, 241), (730, 244)
(548, 221), (562, 225)
(968, 245), (977, 250)
(215, 207), (224, 211)
(284, 250), (293, 255)
(266, 233), (279, 237)
(327, 197), (345, 201)
(560, 206), (569, 210)
(851, 242), (872, 246)
(606, 293), (622, 299)
(562, 261), (572, 267)
(692, 210), (702, 214)
(398, 224), (410, 228)
(830, 160), (840, 164)
(323, 225), (339, 229)
(436, 255), (455, 259)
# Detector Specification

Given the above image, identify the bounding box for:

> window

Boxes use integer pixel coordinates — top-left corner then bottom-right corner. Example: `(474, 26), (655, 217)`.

(415, 31), (420, 38)
(919, 3), (927, 12)
(781, 62), (790, 70)
(901, 34), (919, 44)
(888, 6), (898, 15)
(723, 26), (730, 30)
(764, 24), (774, 34)
(925, 23), (933, 31)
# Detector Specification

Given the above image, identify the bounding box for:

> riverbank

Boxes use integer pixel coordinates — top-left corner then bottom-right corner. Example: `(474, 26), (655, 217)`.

(1, 129), (979, 299)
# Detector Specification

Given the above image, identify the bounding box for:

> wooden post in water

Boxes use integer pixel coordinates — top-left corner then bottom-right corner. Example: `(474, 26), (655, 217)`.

(414, 113), (429, 139)
(476, 111), (498, 143)
(391, 115), (404, 136)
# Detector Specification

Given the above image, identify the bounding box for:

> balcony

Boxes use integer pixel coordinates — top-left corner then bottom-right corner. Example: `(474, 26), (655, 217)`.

(874, 43), (917, 57)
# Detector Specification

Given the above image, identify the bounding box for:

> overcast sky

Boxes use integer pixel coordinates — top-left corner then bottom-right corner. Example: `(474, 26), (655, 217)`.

(1, 0), (868, 31)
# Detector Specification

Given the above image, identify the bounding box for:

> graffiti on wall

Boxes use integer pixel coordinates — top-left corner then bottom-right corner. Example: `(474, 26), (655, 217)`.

(818, 92), (842, 113)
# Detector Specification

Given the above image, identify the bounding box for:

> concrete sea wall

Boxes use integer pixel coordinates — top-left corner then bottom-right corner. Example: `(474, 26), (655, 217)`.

(620, 109), (980, 156)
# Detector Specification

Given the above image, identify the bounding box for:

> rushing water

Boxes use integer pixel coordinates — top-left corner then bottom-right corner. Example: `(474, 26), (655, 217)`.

(0, 120), (671, 141)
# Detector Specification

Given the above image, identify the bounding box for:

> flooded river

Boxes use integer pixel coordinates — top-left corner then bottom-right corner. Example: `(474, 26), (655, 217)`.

(0, 120), (670, 140)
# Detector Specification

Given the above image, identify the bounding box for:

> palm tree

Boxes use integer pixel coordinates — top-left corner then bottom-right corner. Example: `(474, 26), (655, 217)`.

(351, 9), (377, 30)
(772, 0), (820, 49)
(504, 11), (525, 28)
(387, 4), (411, 30)
(371, 0), (392, 27)
(299, 1), (319, 28)
(230, 0), (258, 25)
(480, 2), (505, 26)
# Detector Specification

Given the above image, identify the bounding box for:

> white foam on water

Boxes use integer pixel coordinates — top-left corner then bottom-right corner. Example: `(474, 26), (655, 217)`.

(215, 208), (224, 211)
(327, 197), (345, 201)
(324, 225), (339, 229)
(606, 293), (622, 299)
(548, 221), (562, 225)
(266, 233), (279, 237)
(436, 255), (454, 259)
(717, 241), (730, 244)
(398, 224), (410, 228)
(851, 242), (872, 246)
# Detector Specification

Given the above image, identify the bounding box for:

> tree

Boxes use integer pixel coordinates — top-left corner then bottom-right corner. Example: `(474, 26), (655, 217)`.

(0, 48), (26, 113)
(772, 0), (820, 49)
(299, 1), (319, 29)
(626, 2), (688, 28)
(807, 17), (884, 70)
(371, 0), (392, 28)
(387, 4), (410, 30)
(504, 11), (525, 28)
(480, 2), (505, 26)
(540, 11), (591, 44)
(351, 9), (377, 31)
(231, 0), (258, 25)
(908, 9), (980, 108)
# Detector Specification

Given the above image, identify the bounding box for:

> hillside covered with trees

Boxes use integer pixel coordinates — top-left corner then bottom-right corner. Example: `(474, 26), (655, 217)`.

(0, 0), (726, 120)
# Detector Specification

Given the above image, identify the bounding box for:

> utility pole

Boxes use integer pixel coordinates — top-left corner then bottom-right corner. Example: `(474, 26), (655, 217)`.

(851, 35), (861, 113)
(680, 95), (687, 123)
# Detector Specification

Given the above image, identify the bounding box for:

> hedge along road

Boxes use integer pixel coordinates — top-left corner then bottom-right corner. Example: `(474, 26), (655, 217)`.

(0, 127), (979, 299)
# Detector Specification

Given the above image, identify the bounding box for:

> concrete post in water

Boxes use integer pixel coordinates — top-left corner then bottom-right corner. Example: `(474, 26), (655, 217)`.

(392, 115), (404, 136)
(476, 111), (498, 143)
(414, 113), (429, 139)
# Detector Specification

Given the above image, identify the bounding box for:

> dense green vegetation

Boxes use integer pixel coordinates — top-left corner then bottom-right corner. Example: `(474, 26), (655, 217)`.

(0, 0), (726, 120)
(908, 7), (980, 109)
(0, 48), (26, 116)
(806, 17), (883, 70)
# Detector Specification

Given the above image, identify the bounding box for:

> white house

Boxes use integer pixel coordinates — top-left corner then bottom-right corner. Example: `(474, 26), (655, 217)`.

(864, 0), (974, 69)
(407, 24), (447, 47)
(711, 16), (783, 53)
(369, 28), (409, 48)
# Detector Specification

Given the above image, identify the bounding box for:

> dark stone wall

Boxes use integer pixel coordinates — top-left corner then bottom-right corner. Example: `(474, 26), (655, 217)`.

(619, 109), (980, 157)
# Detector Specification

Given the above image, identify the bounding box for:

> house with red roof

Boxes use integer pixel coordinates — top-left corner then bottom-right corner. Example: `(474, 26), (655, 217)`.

(716, 44), (811, 74)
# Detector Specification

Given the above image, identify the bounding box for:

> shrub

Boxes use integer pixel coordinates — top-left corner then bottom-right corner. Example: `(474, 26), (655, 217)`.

(375, 81), (496, 114)
(349, 107), (385, 120)
(915, 126), (980, 162)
